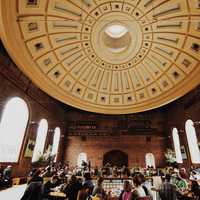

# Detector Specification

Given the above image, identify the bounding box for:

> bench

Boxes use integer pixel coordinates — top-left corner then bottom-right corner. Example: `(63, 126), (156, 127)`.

(12, 177), (27, 186)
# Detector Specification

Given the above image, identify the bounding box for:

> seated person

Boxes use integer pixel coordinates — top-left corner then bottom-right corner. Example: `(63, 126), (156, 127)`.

(94, 166), (99, 176)
(59, 177), (68, 192)
(191, 180), (200, 198)
(101, 167), (107, 177)
(41, 166), (52, 177)
(112, 166), (118, 177)
(153, 174), (181, 200)
(81, 160), (88, 171)
(77, 183), (91, 200)
(43, 175), (60, 199)
(64, 175), (82, 200)
(138, 173), (152, 197)
(28, 169), (43, 184)
(119, 180), (132, 200)
(2, 165), (12, 188)
(83, 172), (94, 195)
(92, 177), (106, 199)
(132, 175), (151, 200)
(121, 166), (130, 177)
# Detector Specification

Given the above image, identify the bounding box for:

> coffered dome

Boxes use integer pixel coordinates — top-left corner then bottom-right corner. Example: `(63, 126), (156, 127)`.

(0, 0), (200, 114)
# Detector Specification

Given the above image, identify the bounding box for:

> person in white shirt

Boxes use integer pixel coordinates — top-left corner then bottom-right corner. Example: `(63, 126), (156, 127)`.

(132, 174), (151, 200)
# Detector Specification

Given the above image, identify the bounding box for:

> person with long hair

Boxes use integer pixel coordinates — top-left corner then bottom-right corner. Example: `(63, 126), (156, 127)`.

(132, 175), (151, 200)
(119, 180), (132, 200)
(92, 177), (106, 200)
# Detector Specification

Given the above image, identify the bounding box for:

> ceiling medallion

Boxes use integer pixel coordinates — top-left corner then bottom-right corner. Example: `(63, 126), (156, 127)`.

(0, 0), (200, 114)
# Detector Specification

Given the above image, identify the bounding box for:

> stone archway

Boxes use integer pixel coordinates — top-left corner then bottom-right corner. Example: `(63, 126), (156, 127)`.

(103, 150), (128, 167)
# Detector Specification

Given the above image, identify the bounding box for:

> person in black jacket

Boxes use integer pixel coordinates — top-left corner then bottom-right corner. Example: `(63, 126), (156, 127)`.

(28, 169), (43, 184)
(20, 180), (43, 200)
(20, 169), (44, 200)
(64, 175), (82, 200)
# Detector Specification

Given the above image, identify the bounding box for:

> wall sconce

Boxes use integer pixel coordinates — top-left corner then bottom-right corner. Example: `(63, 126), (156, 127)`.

(49, 129), (54, 133)
(30, 121), (37, 124)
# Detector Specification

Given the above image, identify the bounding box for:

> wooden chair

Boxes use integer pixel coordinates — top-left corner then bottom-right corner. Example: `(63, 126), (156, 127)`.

(12, 177), (20, 185)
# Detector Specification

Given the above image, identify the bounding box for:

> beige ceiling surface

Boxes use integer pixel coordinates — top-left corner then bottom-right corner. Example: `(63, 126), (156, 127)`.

(0, 0), (200, 114)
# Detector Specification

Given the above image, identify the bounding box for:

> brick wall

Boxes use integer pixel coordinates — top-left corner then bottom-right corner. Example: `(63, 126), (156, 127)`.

(0, 42), (67, 177)
(64, 135), (166, 168)
(62, 99), (168, 169)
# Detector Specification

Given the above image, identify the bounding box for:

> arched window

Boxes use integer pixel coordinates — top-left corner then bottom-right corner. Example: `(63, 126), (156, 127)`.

(32, 119), (48, 162)
(145, 153), (155, 168)
(77, 152), (87, 167)
(172, 128), (183, 163)
(185, 119), (200, 164)
(51, 127), (60, 162)
(0, 97), (29, 162)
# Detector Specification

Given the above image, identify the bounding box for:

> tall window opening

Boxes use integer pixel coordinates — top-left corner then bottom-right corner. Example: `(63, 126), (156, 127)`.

(0, 97), (29, 162)
(145, 153), (156, 168)
(172, 128), (183, 163)
(51, 127), (60, 162)
(185, 119), (200, 164)
(32, 119), (48, 162)
(77, 153), (87, 167)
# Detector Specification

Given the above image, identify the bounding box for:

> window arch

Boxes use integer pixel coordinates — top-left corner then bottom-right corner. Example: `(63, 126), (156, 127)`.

(0, 97), (29, 162)
(185, 119), (200, 164)
(51, 127), (61, 162)
(172, 128), (183, 163)
(145, 153), (155, 168)
(32, 119), (48, 162)
(77, 152), (87, 167)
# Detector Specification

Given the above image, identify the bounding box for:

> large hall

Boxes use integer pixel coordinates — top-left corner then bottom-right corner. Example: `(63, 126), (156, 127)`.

(0, 0), (200, 200)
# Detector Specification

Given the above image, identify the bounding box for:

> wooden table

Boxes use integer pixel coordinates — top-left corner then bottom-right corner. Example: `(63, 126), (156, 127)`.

(49, 191), (66, 199)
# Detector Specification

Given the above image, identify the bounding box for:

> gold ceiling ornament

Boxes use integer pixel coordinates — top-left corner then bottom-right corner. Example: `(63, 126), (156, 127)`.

(0, 0), (200, 114)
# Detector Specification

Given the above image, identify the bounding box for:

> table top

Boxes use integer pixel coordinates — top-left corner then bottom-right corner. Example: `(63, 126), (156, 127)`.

(49, 191), (66, 198)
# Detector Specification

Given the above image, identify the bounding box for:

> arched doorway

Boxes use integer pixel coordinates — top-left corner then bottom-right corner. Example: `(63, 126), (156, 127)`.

(103, 150), (128, 167)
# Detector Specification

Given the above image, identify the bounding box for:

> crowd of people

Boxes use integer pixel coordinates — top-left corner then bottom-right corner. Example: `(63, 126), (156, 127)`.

(20, 166), (154, 200)
(1, 161), (200, 200)
(72, 162), (155, 178)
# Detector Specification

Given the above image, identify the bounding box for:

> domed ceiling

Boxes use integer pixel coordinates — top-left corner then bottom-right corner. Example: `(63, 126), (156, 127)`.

(0, 0), (200, 114)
